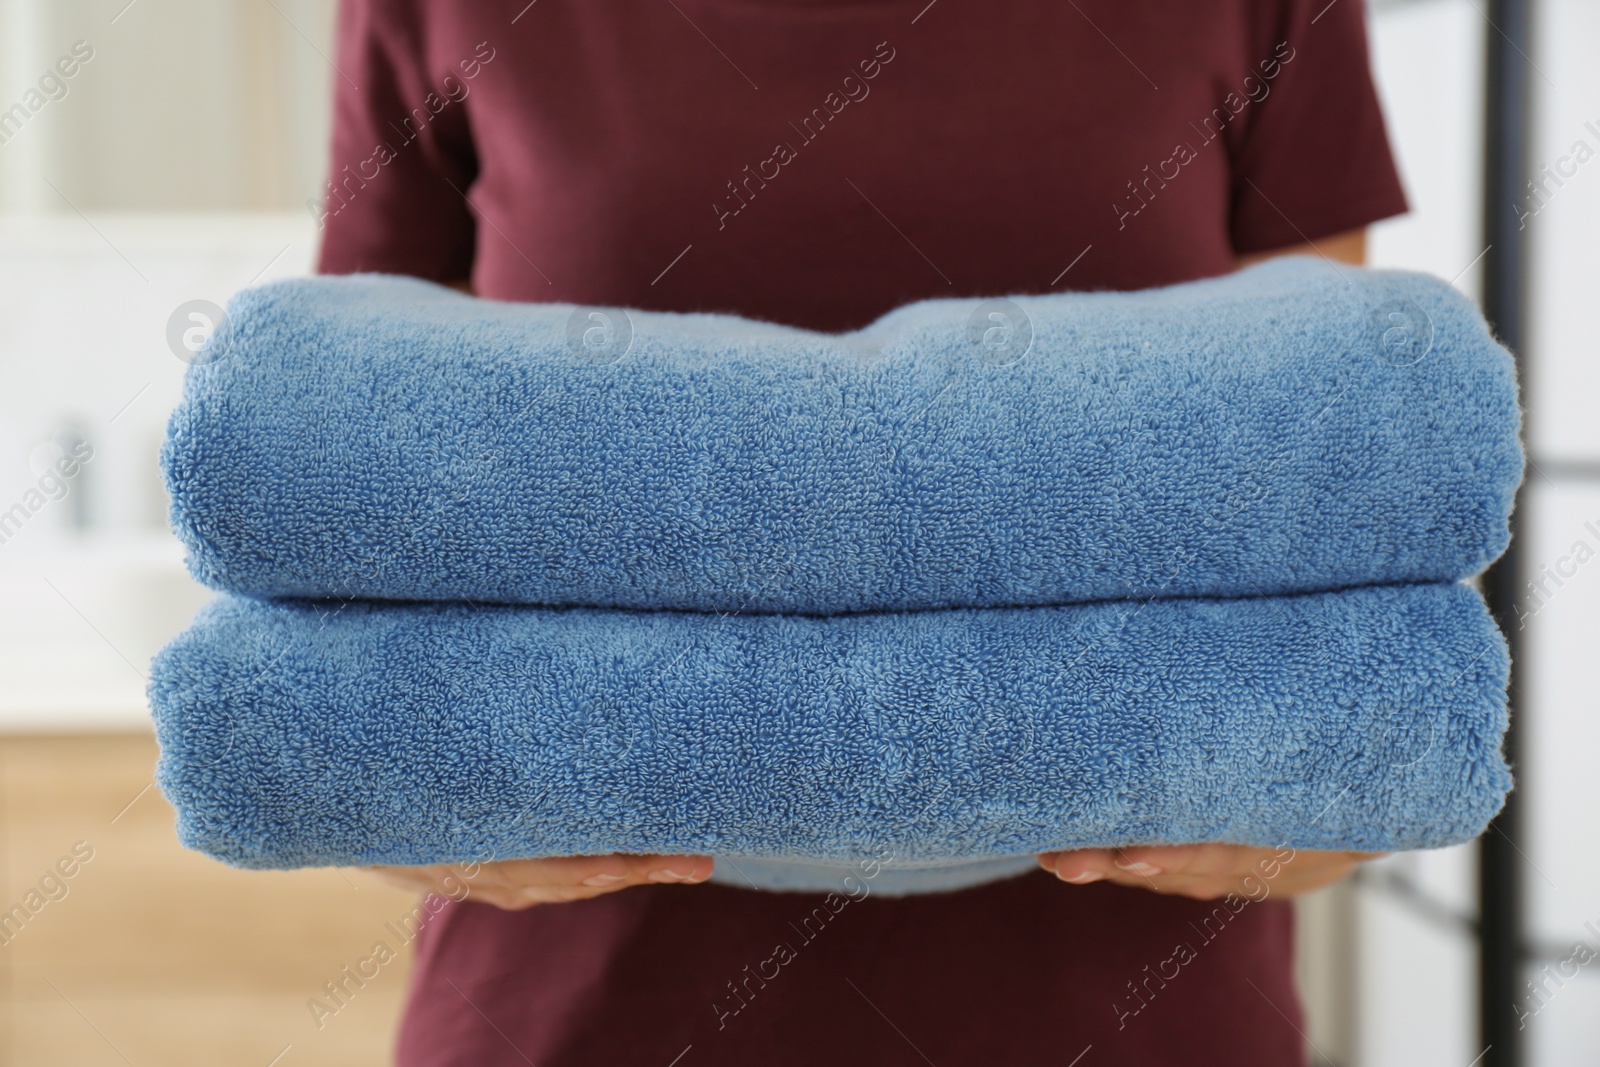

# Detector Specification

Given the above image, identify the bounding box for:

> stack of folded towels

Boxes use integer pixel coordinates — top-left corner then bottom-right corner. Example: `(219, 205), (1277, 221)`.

(149, 257), (1523, 895)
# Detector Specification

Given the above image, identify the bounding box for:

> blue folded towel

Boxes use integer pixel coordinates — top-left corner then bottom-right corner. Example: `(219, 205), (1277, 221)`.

(162, 257), (1520, 613)
(147, 582), (1511, 893)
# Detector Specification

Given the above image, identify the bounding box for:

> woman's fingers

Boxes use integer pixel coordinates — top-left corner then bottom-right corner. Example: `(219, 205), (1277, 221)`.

(360, 854), (715, 910)
(493, 854), (712, 894)
(1038, 848), (1116, 883)
(1037, 845), (1384, 900)
(359, 865), (441, 894)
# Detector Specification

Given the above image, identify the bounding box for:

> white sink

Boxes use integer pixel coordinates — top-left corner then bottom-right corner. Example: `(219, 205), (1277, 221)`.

(0, 534), (214, 731)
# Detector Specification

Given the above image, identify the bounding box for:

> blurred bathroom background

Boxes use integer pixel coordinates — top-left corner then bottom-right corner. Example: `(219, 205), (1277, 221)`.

(0, 0), (1596, 1064)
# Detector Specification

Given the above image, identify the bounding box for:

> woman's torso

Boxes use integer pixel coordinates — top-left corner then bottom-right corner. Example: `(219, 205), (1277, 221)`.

(316, 2), (1406, 1062)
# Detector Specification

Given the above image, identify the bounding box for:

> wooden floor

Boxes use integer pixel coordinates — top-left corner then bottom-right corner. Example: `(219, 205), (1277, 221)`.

(0, 731), (419, 1067)
(0, 731), (1355, 1065)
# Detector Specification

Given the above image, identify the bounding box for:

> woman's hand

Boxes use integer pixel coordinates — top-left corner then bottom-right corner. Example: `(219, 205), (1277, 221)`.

(363, 854), (714, 910)
(1037, 844), (1384, 900)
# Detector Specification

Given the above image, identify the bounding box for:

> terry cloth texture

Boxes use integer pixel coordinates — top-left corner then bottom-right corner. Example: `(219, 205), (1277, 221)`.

(147, 583), (1511, 892)
(162, 257), (1521, 613)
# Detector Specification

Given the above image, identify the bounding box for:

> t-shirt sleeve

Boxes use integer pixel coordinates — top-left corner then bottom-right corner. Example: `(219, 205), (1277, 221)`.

(314, 0), (477, 281)
(1227, 0), (1409, 254)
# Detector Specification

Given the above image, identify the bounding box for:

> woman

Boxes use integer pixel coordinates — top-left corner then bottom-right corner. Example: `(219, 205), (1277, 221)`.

(318, 1), (1405, 1061)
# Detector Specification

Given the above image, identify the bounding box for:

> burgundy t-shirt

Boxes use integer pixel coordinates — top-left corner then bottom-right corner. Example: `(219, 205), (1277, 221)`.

(316, 1), (1406, 1062)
